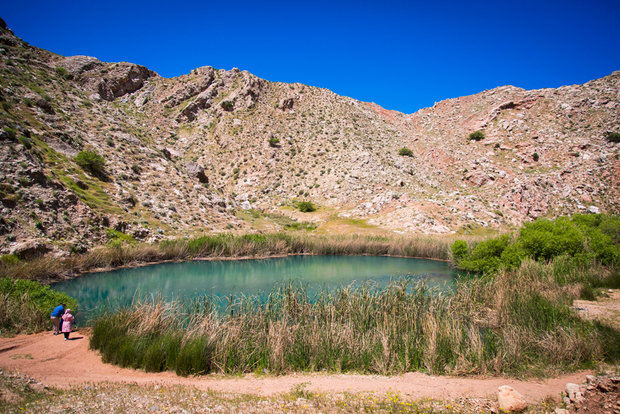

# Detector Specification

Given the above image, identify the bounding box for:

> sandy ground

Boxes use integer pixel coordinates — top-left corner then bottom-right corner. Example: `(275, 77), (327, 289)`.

(0, 331), (589, 403)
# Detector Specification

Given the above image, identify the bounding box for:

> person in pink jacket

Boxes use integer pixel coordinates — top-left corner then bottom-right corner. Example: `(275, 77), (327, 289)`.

(61, 309), (74, 341)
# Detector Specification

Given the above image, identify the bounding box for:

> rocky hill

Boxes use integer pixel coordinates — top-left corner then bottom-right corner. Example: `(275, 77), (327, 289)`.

(0, 20), (618, 257)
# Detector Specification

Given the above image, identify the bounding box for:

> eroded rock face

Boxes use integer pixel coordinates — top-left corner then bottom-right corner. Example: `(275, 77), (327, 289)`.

(279, 97), (295, 111)
(96, 63), (156, 101)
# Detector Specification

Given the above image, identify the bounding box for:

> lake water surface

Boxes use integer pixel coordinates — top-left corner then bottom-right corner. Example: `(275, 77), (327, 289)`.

(52, 255), (459, 322)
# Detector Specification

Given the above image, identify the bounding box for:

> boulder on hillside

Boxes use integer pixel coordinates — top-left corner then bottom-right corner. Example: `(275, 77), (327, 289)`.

(185, 162), (209, 184)
(279, 97), (295, 111)
(11, 240), (51, 260)
(59, 55), (102, 75)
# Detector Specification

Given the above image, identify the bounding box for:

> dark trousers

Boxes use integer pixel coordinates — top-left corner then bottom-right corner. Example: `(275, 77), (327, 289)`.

(63, 332), (70, 339)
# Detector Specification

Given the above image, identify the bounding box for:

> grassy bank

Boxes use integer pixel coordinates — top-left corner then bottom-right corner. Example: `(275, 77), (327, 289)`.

(0, 233), (453, 282)
(90, 257), (620, 377)
(0, 278), (77, 335)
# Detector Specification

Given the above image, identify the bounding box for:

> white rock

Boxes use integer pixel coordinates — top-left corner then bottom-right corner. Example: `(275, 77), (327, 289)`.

(588, 205), (600, 214)
(497, 385), (527, 412)
(565, 382), (580, 398)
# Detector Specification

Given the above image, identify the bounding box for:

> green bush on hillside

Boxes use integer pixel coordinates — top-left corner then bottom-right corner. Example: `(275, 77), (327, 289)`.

(398, 147), (413, 157)
(75, 150), (106, 178)
(297, 201), (316, 213)
(452, 214), (620, 273)
(605, 131), (620, 143)
(468, 130), (485, 141)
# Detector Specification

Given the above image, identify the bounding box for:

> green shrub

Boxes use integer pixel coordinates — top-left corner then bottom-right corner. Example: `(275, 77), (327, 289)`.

(268, 137), (280, 147)
(0, 254), (20, 265)
(457, 235), (511, 273)
(75, 150), (106, 178)
(519, 217), (585, 261)
(105, 228), (135, 244)
(450, 240), (468, 262)
(605, 131), (620, 143)
(18, 136), (32, 149)
(533, 152), (539, 162)
(2, 127), (17, 140)
(55, 66), (70, 79)
(468, 130), (485, 141)
(398, 147), (413, 157)
(452, 214), (619, 273)
(221, 101), (234, 111)
(297, 201), (316, 213)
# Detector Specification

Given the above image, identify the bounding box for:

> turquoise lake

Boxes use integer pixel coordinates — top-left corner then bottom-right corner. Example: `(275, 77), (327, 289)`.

(52, 255), (459, 322)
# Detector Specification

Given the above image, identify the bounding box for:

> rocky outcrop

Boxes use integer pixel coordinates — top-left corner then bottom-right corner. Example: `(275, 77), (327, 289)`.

(61, 56), (156, 101)
(564, 374), (620, 413)
(59, 55), (103, 75)
(185, 162), (209, 184)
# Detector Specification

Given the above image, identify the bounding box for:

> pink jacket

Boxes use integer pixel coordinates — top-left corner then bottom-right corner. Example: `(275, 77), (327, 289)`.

(61, 312), (74, 333)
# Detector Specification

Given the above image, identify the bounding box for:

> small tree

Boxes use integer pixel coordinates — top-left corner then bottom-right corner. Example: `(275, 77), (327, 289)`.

(606, 131), (620, 143)
(75, 151), (106, 177)
(297, 201), (316, 212)
(398, 147), (413, 157)
(468, 130), (485, 141)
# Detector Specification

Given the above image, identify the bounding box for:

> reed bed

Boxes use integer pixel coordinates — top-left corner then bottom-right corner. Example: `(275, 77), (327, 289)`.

(90, 258), (620, 377)
(1, 233), (454, 281)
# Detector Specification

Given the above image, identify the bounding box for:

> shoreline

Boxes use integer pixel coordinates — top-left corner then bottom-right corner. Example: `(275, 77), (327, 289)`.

(45, 252), (454, 285)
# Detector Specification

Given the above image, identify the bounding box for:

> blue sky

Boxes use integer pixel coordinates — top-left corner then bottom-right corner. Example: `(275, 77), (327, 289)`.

(2, 0), (619, 113)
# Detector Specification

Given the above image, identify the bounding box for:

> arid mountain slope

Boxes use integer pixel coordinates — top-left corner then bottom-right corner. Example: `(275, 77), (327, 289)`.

(0, 21), (618, 257)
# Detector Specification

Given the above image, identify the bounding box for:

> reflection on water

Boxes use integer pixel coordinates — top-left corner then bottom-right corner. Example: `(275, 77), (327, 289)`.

(52, 255), (459, 323)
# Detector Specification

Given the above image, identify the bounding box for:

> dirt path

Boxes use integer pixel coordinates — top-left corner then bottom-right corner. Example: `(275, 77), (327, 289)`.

(0, 331), (589, 403)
